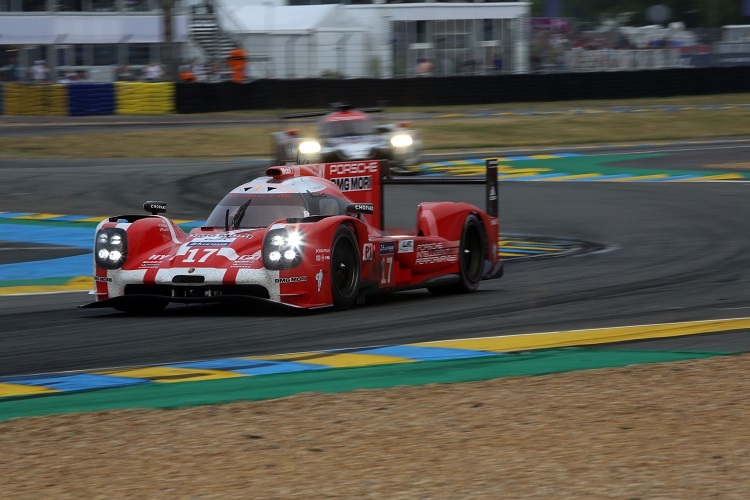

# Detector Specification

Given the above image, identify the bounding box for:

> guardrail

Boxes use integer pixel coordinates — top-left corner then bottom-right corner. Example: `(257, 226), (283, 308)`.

(1, 66), (750, 116)
(0, 82), (174, 116)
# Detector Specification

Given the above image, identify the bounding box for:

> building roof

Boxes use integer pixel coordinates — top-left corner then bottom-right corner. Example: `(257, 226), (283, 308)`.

(219, 3), (341, 33)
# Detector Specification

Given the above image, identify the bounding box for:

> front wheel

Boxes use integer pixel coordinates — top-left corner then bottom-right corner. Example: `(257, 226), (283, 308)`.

(330, 225), (360, 310)
(428, 214), (485, 295)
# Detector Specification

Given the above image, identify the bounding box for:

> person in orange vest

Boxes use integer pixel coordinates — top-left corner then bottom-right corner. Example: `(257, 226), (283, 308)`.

(227, 47), (248, 83)
(179, 62), (196, 82)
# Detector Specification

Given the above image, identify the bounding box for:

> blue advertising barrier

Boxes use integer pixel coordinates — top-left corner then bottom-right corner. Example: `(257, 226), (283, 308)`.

(68, 83), (115, 116)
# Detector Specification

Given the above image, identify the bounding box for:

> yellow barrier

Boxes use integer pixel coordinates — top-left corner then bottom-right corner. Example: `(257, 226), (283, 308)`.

(3, 84), (68, 116)
(115, 82), (175, 115)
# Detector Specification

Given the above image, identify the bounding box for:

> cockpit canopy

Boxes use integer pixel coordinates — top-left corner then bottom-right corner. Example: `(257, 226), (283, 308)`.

(319, 114), (376, 138)
(205, 192), (349, 229)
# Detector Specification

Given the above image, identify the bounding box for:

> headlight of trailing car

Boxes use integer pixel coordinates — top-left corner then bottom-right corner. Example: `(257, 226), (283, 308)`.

(390, 134), (413, 148)
(298, 140), (321, 155)
(95, 228), (127, 269)
(264, 228), (305, 270)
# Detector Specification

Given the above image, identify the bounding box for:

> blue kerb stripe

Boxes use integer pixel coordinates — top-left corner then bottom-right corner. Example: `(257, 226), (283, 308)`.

(501, 248), (548, 255)
(504, 156), (534, 161)
(553, 153), (584, 157)
(574, 174), (630, 181)
(665, 175), (701, 181)
(171, 358), (288, 371)
(42, 215), (94, 222)
(0, 212), (34, 219)
(2, 374), (147, 392)
(174, 358), (328, 375)
(505, 243), (568, 250)
(634, 176), (673, 182)
(513, 173), (571, 180)
(232, 362), (328, 375)
(358, 345), (497, 361)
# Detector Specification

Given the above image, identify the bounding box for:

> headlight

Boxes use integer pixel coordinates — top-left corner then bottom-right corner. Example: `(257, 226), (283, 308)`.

(390, 134), (413, 148)
(298, 140), (321, 155)
(95, 228), (128, 269)
(264, 228), (305, 270)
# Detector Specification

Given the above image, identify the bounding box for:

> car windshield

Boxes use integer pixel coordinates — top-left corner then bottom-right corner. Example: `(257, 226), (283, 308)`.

(320, 118), (376, 138)
(205, 193), (307, 229)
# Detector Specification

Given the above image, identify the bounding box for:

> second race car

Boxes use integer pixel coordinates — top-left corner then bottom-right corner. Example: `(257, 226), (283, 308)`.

(83, 159), (502, 314)
(271, 103), (422, 175)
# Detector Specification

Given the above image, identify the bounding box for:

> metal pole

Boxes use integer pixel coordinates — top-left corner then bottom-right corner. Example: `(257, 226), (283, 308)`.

(163, 0), (176, 81)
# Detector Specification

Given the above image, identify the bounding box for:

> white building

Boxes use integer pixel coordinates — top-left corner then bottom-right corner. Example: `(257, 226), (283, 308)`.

(0, 0), (530, 81)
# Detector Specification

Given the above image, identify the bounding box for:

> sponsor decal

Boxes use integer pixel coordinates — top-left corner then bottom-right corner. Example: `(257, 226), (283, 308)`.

(315, 248), (331, 262)
(315, 269), (324, 292)
(140, 253), (170, 269)
(232, 252), (261, 267)
(332, 176), (371, 192)
(379, 242), (395, 255)
(354, 203), (374, 213)
(275, 276), (308, 283)
(415, 242), (458, 265)
(94, 276), (113, 282)
(188, 240), (233, 247)
(398, 240), (414, 253)
(362, 243), (374, 261)
(328, 161), (378, 175)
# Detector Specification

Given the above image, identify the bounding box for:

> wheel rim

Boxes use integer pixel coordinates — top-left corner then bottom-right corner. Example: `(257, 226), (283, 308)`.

(332, 237), (358, 298)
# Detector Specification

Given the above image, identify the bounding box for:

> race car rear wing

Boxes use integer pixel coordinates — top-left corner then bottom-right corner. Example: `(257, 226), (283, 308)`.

(282, 102), (384, 120)
(320, 158), (499, 232)
(382, 159), (499, 228)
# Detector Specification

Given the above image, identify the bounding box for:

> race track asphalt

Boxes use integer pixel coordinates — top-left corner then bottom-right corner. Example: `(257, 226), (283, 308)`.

(2, 137), (750, 377)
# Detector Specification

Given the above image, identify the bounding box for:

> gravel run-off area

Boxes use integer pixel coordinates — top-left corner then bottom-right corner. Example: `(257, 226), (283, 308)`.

(1, 353), (749, 499)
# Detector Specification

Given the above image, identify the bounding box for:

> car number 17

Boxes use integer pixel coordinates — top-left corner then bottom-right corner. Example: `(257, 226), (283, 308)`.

(380, 256), (393, 285)
(183, 248), (218, 263)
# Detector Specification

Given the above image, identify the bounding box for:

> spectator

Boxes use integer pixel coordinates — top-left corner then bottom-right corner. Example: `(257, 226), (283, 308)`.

(192, 60), (207, 82)
(142, 61), (163, 82)
(415, 58), (434, 77)
(179, 62), (196, 82)
(57, 71), (73, 84)
(1, 56), (20, 81)
(115, 64), (134, 81)
(227, 47), (248, 83)
(30, 60), (49, 84)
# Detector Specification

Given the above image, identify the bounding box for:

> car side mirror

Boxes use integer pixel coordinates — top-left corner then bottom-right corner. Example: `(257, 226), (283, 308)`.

(144, 201), (167, 215)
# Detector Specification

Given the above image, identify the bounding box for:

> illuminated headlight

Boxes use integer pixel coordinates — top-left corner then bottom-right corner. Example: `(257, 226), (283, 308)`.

(298, 140), (321, 155)
(390, 134), (413, 148)
(264, 228), (305, 270)
(94, 228), (127, 269)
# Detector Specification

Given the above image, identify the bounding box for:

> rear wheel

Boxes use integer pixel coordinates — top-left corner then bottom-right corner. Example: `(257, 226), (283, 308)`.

(428, 214), (485, 295)
(330, 225), (360, 310)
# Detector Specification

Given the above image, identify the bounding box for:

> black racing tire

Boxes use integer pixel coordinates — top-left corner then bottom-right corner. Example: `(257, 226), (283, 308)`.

(330, 225), (360, 310)
(428, 214), (485, 295)
(114, 298), (169, 315)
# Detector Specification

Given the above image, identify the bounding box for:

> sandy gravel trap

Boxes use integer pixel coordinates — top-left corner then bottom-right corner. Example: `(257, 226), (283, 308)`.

(1, 353), (749, 498)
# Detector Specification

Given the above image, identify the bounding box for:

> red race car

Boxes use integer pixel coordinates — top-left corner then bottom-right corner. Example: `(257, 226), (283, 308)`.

(83, 160), (503, 313)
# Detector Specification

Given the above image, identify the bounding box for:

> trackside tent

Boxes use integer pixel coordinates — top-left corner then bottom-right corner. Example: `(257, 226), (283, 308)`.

(216, 3), (371, 78)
